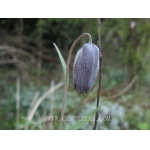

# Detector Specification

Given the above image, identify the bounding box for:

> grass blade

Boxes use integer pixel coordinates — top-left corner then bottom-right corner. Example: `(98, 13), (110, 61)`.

(68, 101), (107, 130)
(53, 43), (66, 81)
(22, 117), (43, 130)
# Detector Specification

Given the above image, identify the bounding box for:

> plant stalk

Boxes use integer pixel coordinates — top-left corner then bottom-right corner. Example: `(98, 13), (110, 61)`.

(59, 33), (92, 130)
(93, 18), (102, 130)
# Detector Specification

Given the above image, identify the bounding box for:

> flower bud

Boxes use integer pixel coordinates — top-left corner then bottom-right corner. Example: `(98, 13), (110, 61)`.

(73, 42), (99, 93)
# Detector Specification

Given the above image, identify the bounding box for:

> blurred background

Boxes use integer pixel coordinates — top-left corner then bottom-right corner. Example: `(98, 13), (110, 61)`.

(0, 18), (150, 130)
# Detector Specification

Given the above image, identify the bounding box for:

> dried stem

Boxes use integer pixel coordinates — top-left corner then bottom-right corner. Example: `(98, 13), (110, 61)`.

(59, 33), (92, 130)
(27, 82), (63, 122)
(107, 75), (138, 99)
(93, 18), (102, 130)
(25, 91), (39, 129)
(16, 76), (20, 129)
(49, 80), (55, 130)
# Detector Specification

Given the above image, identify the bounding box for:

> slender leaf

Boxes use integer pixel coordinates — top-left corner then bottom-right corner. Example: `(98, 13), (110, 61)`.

(68, 101), (107, 130)
(53, 43), (67, 130)
(22, 117), (43, 130)
(53, 43), (66, 81)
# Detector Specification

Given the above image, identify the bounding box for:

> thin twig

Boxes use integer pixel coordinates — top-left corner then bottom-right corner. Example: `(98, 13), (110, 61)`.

(93, 18), (102, 130)
(0, 46), (36, 62)
(0, 59), (17, 65)
(59, 33), (92, 130)
(25, 91), (39, 129)
(16, 76), (20, 129)
(49, 80), (55, 130)
(107, 75), (138, 99)
(37, 18), (43, 71)
(27, 82), (63, 121)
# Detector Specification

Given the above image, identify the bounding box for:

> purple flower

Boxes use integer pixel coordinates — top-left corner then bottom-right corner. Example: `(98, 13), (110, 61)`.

(73, 42), (99, 93)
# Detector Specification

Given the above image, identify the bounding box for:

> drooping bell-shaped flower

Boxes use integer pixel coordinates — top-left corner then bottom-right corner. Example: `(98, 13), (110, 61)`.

(73, 41), (100, 93)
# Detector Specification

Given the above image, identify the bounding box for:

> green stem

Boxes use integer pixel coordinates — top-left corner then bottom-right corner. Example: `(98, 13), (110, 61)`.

(59, 33), (92, 130)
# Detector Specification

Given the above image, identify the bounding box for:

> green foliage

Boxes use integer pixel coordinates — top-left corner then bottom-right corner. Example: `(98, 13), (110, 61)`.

(68, 101), (107, 130)
(138, 122), (149, 130)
